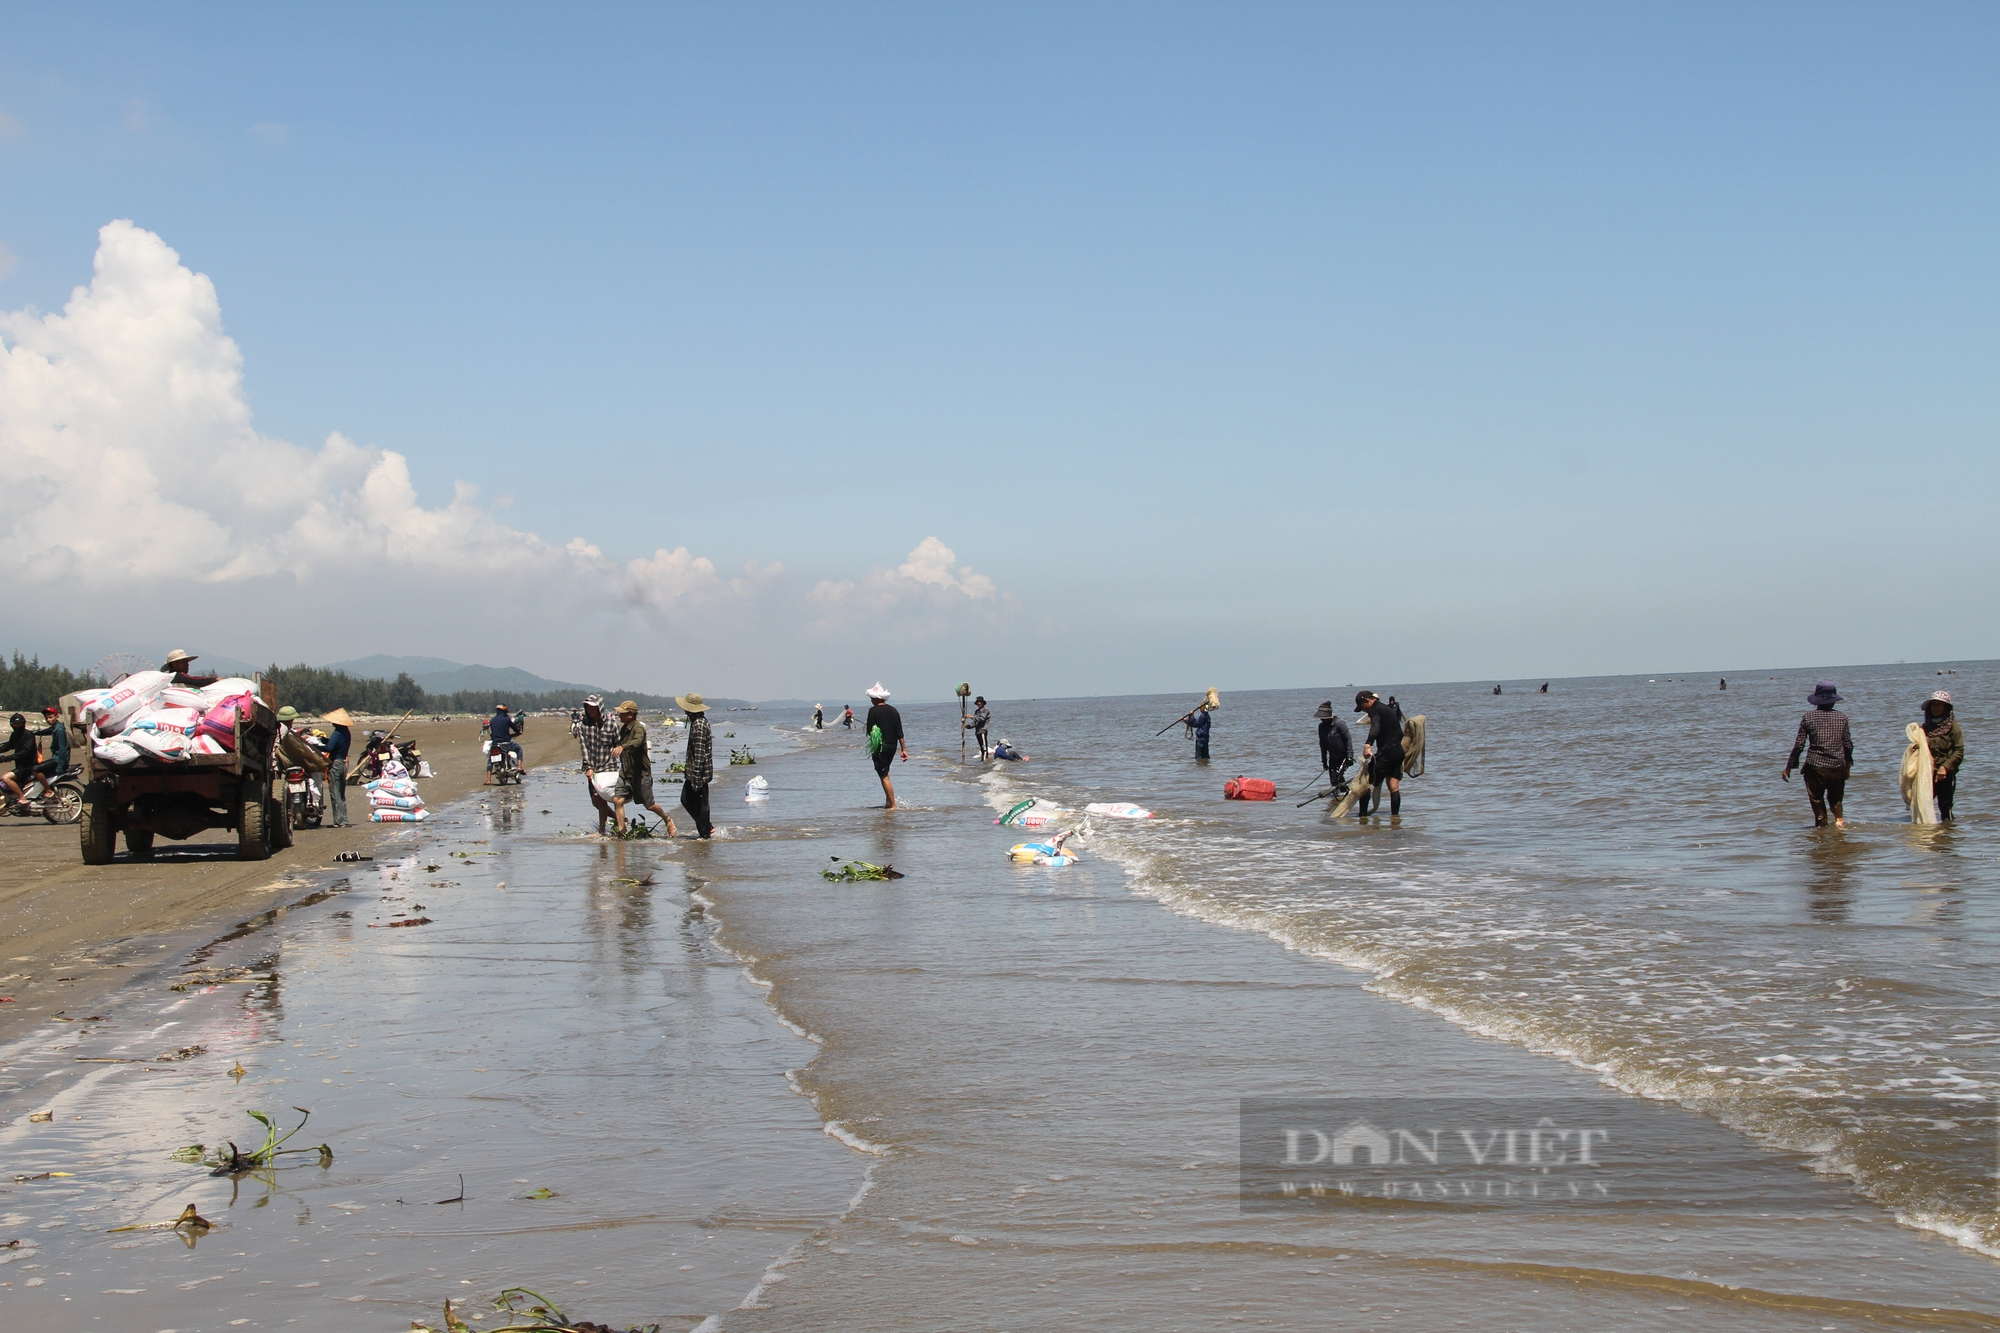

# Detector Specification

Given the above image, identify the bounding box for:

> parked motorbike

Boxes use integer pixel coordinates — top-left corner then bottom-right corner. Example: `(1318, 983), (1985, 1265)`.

(284, 765), (325, 830)
(354, 732), (425, 783)
(4, 764), (85, 824)
(483, 739), (522, 785)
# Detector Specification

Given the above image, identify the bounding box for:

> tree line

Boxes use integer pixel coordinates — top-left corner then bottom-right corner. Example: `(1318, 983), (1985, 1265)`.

(0, 651), (683, 717)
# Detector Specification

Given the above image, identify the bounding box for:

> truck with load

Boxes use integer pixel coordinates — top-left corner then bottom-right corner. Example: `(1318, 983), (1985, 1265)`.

(61, 670), (292, 864)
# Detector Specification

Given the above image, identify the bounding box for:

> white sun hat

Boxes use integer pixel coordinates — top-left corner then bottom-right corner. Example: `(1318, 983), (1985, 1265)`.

(865, 682), (890, 699)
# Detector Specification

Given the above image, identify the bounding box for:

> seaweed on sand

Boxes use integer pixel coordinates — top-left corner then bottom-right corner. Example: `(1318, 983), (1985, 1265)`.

(185, 1107), (333, 1175)
(820, 856), (904, 881)
(409, 1287), (661, 1333)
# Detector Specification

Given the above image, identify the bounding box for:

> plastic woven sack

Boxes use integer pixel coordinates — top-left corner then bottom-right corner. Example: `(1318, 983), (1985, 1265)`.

(369, 808), (428, 822)
(84, 671), (172, 734)
(197, 677), (258, 710)
(92, 738), (142, 765)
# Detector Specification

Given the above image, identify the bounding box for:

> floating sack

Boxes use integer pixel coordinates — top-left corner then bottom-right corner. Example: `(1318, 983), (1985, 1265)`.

(745, 775), (770, 801)
(996, 797), (1068, 828)
(1084, 802), (1153, 819)
(369, 808), (428, 822)
(1223, 777), (1277, 801)
(1009, 837), (1079, 867)
(83, 670), (172, 734)
(196, 677), (258, 710)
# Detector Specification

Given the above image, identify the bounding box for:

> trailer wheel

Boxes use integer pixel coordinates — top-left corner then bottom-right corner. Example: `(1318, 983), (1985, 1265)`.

(237, 779), (271, 861)
(270, 791), (294, 850)
(80, 794), (114, 864)
(126, 829), (155, 860)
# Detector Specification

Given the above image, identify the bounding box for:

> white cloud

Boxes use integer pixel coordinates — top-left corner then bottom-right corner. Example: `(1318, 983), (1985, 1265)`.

(0, 221), (1010, 693)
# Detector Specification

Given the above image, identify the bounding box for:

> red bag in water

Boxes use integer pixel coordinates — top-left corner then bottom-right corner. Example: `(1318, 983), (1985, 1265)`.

(1224, 777), (1276, 801)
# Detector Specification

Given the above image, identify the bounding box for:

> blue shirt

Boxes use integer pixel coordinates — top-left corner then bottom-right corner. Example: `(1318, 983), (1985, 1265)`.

(1192, 711), (1210, 740)
(328, 726), (351, 761)
(490, 711), (515, 744)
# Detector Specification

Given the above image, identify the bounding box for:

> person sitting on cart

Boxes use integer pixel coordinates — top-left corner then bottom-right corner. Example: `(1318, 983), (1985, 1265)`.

(159, 648), (218, 688)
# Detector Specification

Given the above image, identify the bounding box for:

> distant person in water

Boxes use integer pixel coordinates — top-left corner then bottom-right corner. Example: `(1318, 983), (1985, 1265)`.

(965, 696), (990, 760)
(1719, 678), (1727, 691)
(1355, 690), (1405, 818)
(1921, 691), (1965, 822)
(841, 705), (854, 730)
(992, 738), (1027, 761)
(813, 703), (824, 730)
(1782, 681), (1853, 828)
(1539, 682), (1549, 694)
(1181, 706), (1211, 761)
(864, 683), (908, 808)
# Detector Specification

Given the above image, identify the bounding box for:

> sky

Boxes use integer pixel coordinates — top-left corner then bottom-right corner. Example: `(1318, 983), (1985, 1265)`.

(1, 2), (1994, 700)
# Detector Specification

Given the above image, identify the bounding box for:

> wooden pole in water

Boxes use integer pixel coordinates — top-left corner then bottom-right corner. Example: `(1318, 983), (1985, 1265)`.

(956, 682), (971, 764)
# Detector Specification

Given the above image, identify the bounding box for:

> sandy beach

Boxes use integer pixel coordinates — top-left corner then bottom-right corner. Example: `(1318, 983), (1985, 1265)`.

(0, 718), (580, 1049)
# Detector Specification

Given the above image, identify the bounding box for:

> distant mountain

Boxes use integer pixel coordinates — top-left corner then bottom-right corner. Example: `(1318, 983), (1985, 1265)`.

(327, 655), (597, 696)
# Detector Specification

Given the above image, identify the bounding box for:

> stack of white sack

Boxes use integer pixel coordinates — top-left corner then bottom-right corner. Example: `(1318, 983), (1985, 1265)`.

(79, 675), (262, 767)
(366, 761), (428, 822)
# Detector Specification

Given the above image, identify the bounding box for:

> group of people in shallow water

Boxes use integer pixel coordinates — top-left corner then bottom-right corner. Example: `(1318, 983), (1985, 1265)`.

(1783, 682), (1964, 827)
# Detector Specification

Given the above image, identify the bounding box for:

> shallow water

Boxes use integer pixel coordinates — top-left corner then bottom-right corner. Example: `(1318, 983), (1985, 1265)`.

(1, 666), (1994, 1330)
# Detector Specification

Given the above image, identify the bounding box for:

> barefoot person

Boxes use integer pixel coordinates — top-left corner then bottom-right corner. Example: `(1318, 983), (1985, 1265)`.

(1782, 681), (1853, 828)
(611, 701), (678, 837)
(1920, 691), (1965, 823)
(677, 692), (715, 839)
(571, 694), (622, 836)
(864, 683), (908, 808)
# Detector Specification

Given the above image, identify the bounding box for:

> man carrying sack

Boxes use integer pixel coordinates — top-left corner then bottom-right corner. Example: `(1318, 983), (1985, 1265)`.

(611, 701), (678, 837)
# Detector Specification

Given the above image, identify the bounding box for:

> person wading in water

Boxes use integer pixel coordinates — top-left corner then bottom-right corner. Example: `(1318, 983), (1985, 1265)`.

(1782, 681), (1853, 828)
(1355, 690), (1406, 819)
(1920, 690), (1964, 823)
(1315, 701), (1352, 790)
(965, 696), (991, 761)
(864, 683), (908, 808)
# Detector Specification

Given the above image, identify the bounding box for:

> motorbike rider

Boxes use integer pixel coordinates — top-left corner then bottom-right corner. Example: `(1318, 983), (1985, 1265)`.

(485, 703), (523, 780)
(0, 714), (39, 810)
(31, 705), (70, 790)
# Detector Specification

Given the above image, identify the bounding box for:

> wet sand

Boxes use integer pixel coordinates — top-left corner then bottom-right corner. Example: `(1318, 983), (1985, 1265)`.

(0, 719), (579, 1049)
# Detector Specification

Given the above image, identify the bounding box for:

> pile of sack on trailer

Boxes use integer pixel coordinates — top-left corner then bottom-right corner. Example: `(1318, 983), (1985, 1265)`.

(73, 671), (261, 766)
(365, 759), (428, 822)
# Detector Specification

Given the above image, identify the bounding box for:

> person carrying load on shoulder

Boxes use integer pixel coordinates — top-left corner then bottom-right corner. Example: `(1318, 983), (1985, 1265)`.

(1921, 690), (1965, 823)
(1174, 688), (1220, 762)
(1782, 681), (1853, 828)
(573, 694), (623, 835)
(864, 683), (908, 809)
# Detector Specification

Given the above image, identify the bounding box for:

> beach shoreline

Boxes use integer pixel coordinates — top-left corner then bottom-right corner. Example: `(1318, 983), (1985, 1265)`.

(0, 718), (580, 1049)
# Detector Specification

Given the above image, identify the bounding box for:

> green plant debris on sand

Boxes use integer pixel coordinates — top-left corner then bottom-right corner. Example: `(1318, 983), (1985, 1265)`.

(728, 745), (756, 765)
(107, 1203), (213, 1236)
(182, 1107), (333, 1175)
(410, 1287), (661, 1333)
(821, 856), (904, 882)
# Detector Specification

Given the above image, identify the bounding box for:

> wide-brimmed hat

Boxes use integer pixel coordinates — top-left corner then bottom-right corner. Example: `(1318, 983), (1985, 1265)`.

(675, 693), (707, 713)
(277, 706), (298, 722)
(163, 649), (198, 668)
(1926, 690), (1953, 709)
(866, 682), (889, 700)
(323, 708), (354, 727)
(1313, 701), (1333, 719)
(1807, 681), (1842, 705)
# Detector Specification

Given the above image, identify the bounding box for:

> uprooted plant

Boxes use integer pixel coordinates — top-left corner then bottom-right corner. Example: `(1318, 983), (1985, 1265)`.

(175, 1107), (333, 1175)
(821, 856), (904, 881)
(410, 1287), (661, 1333)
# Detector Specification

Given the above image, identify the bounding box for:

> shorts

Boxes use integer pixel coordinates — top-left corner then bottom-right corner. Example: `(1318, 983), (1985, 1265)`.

(1370, 751), (1404, 782)
(617, 773), (654, 806)
(33, 759), (58, 779)
(872, 748), (895, 777)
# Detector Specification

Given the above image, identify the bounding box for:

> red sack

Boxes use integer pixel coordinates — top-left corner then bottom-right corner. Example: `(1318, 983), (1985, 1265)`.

(1224, 777), (1276, 801)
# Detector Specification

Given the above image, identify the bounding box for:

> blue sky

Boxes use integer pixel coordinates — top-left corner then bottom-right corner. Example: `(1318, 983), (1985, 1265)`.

(1, 3), (1994, 699)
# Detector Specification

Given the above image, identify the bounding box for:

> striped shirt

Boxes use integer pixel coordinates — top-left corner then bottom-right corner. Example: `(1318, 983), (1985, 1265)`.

(572, 712), (621, 772)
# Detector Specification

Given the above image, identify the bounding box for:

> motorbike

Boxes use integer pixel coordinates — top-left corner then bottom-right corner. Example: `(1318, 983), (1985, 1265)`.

(483, 738), (522, 785)
(5, 764), (86, 825)
(284, 764), (325, 830)
(354, 732), (425, 783)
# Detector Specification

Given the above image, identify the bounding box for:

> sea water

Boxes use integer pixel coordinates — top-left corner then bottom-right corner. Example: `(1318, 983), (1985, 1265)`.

(2, 665), (1994, 1330)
